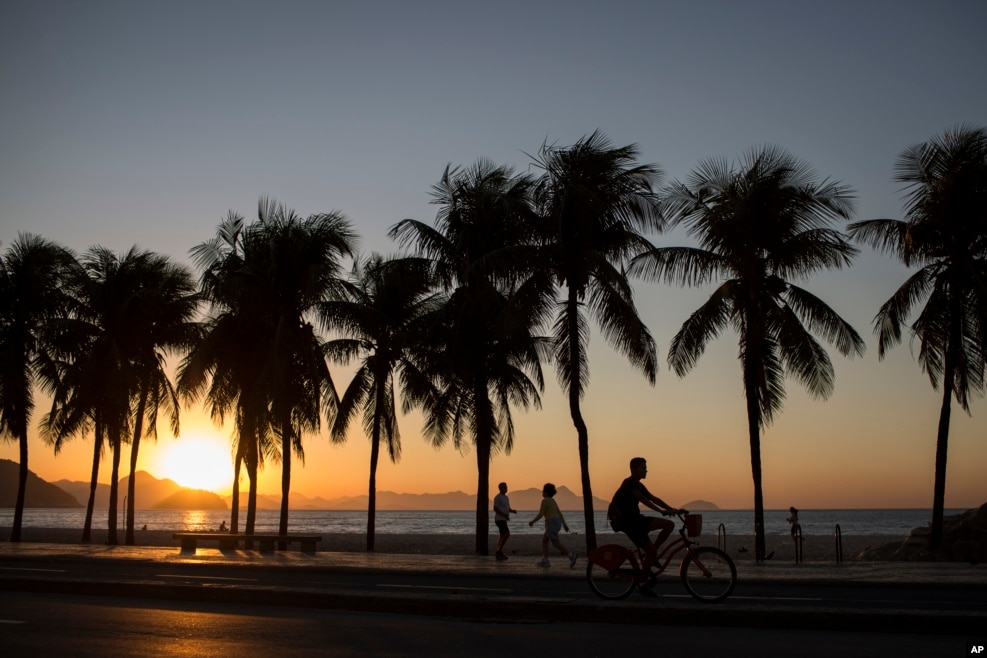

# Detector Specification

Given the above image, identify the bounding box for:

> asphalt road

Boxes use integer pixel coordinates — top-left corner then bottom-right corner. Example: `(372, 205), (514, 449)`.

(1, 554), (984, 636)
(0, 591), (978, 658)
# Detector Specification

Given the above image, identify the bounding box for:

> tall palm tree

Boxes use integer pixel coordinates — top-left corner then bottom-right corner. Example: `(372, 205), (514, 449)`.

(390, 160), (550, 554)
(252, 201), (355, 540)
(0, 234), (78, 542)
(45, 246), (185, 544)
(182, 211), (274, 536)
(181, 201), (355, 538)
(630, 146), (865, 561)
(322, 254), (441, 551)
(847, 126), (987, 549)
(122, 257), (200, 545)
(530, 131), (662, 551)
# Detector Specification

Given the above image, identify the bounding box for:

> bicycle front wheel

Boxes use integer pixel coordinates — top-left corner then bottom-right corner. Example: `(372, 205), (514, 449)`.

(679, 546), (737, 603)
(586, 545), (640, 600)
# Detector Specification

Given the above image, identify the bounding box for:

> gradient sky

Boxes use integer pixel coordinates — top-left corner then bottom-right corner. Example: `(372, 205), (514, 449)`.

(2, 0), (984, 510)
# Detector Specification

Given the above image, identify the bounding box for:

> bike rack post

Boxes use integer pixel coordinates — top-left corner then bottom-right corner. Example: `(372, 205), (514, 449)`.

(717, 523), (726, 552)
(793, 524), (803, 564)
(834, 524), (843, 564)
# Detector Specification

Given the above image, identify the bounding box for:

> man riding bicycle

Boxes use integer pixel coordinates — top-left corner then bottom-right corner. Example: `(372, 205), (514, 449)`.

(610, 457), (685, 567)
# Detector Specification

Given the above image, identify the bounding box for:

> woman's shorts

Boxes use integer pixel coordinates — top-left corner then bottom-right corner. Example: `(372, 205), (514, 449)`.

(545, 517), (563, 541)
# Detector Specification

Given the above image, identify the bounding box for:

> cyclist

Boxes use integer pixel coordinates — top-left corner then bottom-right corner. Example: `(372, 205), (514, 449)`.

(611, 457), (685, 593)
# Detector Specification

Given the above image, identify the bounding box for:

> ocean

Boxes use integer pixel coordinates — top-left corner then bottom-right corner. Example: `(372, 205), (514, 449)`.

(0, 507), (965, 538)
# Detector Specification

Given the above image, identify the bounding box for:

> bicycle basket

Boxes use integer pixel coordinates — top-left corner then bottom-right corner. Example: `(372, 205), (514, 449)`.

(684, 513), (703, 537)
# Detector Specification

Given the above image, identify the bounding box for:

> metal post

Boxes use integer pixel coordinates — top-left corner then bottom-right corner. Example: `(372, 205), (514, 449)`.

(717, 523), (727, 552)
(834, 524), (843, 564)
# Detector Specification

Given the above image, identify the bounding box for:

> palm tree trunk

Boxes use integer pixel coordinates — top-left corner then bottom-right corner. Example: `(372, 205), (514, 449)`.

(568, 294), (597, 552)
(930, 366), (954, 550)
(231, 453), (242, 534)
(245, 425), (258, 542)
(10, 430), (28, 542)
(367, 389), (385, 552)
(746, 390), (766, 562)
(82, 427), (102, 543)
(475, 435), (492, 556)
(107, 429), (122, 545)
(125, 431), (141, 546)
(126, 389), (148, 546)
(279, 422), (291, 550)
(474, 380), (494, 556)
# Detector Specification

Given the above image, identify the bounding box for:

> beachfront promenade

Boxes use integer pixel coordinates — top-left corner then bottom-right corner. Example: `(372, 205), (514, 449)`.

(1, 541), (984, 635)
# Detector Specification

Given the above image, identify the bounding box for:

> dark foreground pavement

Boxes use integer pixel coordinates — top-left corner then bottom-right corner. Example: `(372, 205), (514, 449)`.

(1, 542), (984, 635)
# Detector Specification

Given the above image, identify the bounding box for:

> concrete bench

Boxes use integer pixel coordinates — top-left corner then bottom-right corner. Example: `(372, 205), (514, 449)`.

(173, 532), (321, 554)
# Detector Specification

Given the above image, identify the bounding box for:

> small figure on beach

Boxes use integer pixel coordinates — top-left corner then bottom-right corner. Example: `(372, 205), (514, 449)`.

(529, 483), (577, 568)
(788, 507), (800, 539)
(218, 520), (228, 532)
(493, 482), (516, 560)
(141, 524), (147, 531)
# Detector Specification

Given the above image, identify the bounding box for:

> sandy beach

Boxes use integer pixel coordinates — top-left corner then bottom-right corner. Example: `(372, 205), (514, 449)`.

(2, 527), (899, 562)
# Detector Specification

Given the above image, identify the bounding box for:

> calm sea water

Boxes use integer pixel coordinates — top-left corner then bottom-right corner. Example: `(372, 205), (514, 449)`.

(0, 507), (965, 537)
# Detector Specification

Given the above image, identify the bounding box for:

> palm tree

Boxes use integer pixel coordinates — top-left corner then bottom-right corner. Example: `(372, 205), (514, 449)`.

(182, 201), (355, 538)
(0, 234), (78, 542)
(122, 256), (200, 545)
(252, 201), (356, 541)
(390, 160), (549, 554)
(45, 246), (186, 544)
(182, 211), (273, 536)
(322, 254), (441, 551)
(847, 126), (987, 549)
(529, 131), (662, 551)
(630, 146), (865, 561)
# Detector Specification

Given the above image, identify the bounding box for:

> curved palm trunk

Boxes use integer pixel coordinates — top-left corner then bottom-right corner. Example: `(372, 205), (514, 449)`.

(231, 445), (243, 534)
(567, 294), (597, 553)
(107, 429), (123, 545)
(82, 428), (103, 543)
(10, 431), (28, 542)
(126, 389), (148, 545)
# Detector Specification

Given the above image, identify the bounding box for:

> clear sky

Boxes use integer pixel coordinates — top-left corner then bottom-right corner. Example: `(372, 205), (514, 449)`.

(2, 0), (984, 510)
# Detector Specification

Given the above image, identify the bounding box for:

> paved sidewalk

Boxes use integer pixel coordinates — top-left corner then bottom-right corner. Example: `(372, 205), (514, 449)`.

(3, 541), (985, 635)
(2, 540), (985, 586)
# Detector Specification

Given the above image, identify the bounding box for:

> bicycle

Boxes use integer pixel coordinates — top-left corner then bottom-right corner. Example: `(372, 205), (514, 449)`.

(586, 511), (737, 603)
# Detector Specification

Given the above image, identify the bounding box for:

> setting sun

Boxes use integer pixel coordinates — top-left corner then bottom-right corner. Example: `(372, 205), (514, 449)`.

(156, 436), (234, 493)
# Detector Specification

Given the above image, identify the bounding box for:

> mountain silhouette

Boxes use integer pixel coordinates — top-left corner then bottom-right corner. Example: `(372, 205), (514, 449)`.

(54, 471), (185, 510)
(154, 489), (227, 510)
(0, 459), (82, 508)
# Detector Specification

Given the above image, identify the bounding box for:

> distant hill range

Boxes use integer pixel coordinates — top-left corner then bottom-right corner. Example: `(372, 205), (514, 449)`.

(2, 459), (717, 512)
(0, 459), (82, 508)
(229, 486), (611, 512)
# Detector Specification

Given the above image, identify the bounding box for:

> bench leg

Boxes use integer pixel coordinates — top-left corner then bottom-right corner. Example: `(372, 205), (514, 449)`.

(180, 538), (197, 554)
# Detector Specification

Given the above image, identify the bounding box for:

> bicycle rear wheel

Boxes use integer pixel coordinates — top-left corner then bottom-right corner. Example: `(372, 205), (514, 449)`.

(679, 546), (737, 602)
(586, 545), (640, 600)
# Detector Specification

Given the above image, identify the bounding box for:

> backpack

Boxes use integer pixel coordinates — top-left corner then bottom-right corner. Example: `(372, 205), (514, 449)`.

(607, 495), (622, 532)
